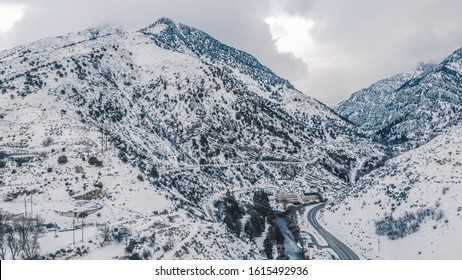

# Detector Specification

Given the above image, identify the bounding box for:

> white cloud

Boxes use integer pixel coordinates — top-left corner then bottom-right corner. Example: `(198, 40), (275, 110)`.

(1, 0), (462, 105)
(265, 15), (315, 61)
(0, 3), (27, 33)
(265, 0), (462, 104)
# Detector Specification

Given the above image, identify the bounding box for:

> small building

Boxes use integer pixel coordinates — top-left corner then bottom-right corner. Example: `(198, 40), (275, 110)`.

(300, 192), (321, 202)
(275, 193), (300, 204)
(276, 192), (322, 204)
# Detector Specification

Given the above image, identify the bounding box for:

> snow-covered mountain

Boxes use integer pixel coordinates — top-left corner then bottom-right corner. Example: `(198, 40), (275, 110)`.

(336, 48), (462, 148)
(327, 47), (462, 260)
(0, 18), (386, 259)
(335, 63), (433, 134)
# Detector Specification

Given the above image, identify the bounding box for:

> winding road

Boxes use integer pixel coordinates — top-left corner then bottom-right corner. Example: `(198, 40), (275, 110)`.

(307, 203), (360, 260)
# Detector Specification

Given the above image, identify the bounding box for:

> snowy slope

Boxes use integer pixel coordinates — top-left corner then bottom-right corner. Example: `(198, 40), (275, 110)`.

(0, 91), (264, 260)
(321, 124), (462, 259)
(337, 48), (462, 147)
(0, 18), (387, 259)
(335, 63), (433, 133)
(323, 46), (462, 260)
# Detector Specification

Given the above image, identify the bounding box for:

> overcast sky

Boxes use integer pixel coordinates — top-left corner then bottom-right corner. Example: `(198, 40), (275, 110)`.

(1, 0), (462, 105)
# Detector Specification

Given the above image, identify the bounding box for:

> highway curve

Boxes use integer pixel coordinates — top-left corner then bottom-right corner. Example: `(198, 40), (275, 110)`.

(307, 203), (360, 260)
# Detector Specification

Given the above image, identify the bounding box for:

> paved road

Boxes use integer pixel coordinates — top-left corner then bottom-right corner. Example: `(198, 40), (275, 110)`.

(307, 203), (360, 260)
(161, 160), (304, 174)
(300, 231), (331, 250)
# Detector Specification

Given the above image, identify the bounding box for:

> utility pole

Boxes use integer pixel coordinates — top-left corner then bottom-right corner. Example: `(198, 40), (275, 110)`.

(0, 208), (3, 231)
(72, 216), (75, 245)
(24, 194), (27, 218)
(54, 207), (102, 246)
(30, 194), (33, 217)
(378, 236), (381, 253)
(81, 216), (84, 243)
(95, 219), (98, 241)
(101, 125), (104, 153)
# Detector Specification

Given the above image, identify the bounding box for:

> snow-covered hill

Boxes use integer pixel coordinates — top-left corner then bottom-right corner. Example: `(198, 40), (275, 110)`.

(0, 18), (387, 259)
(335, 63), (433, 134)
(336, 48), (462, 148)
(327, 46), (462, 260)
(321, 123), (462, 259)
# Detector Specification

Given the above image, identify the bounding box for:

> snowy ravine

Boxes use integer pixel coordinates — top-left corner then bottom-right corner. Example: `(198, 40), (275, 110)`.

(329, 45), (462, 260)
(0, 17), (387, 260)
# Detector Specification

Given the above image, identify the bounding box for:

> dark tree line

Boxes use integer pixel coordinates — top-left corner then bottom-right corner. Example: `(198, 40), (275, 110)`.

(218, 191), (244, 236)
(214, 190), (287, 259)
(375, 207), (443, 240)
(244, 190), (271, 239)
(263, 224), (285, 259)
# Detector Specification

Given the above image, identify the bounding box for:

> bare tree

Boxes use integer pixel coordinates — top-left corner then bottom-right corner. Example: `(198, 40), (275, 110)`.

(21, 215), (44, 259)
(15, 217), (32, 259)
(0, 213), (9, 259)
(0, 232), (6, 259)
(6, 228), (21, 260)
(4, 215), (45, 259)
(22, 230), (40, 259)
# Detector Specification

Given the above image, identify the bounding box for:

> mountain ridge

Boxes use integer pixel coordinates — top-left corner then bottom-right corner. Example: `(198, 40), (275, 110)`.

(328, 46), (462, 260)
(336, 47), (462, 148)
(0, 17), (387, 260)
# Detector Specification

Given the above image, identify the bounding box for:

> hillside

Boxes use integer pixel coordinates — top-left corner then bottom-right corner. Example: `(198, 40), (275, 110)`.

(328, 45), (462, 260)
(321, 123), (462, 259)
(335, 63), (433, 133)
(336, 48), (462, 148)
(0, 18), (386, 259)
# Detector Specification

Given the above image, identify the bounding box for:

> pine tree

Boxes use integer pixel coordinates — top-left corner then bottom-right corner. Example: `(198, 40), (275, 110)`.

(253, 190), (271, 217)
(263, 235), (274, 259)
(274, 224), (285, 245)
(244, 218), (256, 240)
(224, 213), (241, 236)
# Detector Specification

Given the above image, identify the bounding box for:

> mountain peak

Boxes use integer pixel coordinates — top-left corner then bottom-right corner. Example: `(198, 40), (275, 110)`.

(142, 17), (180, 35)
(0, 17), (391, 260)
(139, 17), (294, 91)
(154, 16), (176, 26)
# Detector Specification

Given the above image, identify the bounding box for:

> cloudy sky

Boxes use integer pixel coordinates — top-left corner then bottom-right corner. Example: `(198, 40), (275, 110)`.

(1, 0), (462, 105)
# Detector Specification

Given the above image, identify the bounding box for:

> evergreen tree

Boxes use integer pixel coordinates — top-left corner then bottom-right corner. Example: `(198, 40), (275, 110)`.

(253, 190), (271, 217)
(274, 224), (285, 244)
(224, 213), (242, 236)
(244, 211), (265, 239)
(263, 235), (273, 259)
